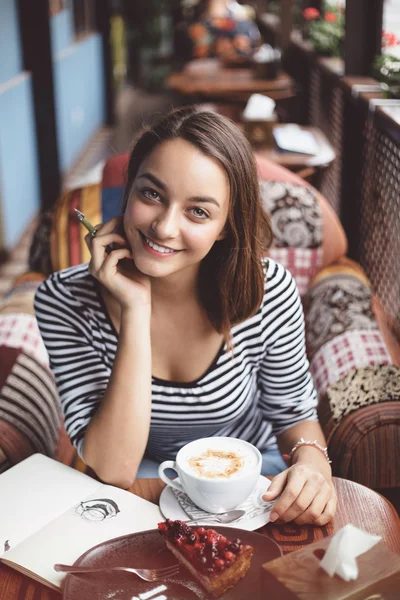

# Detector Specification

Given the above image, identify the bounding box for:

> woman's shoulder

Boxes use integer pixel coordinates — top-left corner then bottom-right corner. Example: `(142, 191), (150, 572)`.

(261, 257), (299, 306)
(263, 257), (294, 284)
(35, 263), (94, 307)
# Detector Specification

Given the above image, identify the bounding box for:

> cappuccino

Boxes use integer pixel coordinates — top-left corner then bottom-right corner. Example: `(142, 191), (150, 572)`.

(181, 439), (259, 480)
(158, 437), (262, 513)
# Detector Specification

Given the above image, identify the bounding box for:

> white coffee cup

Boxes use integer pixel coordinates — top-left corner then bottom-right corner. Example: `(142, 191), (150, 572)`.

(158, 437), (262, 513)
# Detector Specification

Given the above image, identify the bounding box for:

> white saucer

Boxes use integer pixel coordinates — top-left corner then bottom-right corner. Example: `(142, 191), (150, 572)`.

(159, 475), (274, 532)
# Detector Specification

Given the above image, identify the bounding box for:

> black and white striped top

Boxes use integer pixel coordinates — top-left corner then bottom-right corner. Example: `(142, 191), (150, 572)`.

(34, 259), (318, 461)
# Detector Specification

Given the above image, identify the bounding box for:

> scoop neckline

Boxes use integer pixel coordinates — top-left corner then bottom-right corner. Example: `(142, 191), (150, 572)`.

(93, 277), (227, 388)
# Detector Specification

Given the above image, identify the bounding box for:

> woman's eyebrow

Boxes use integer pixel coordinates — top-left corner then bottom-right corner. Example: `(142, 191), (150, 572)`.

(190, 196), (220, 209)
(138, 172), (167, 191)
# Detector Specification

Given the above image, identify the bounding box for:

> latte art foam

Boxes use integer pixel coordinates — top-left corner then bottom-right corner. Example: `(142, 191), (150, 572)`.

(187, 449), (252, 479)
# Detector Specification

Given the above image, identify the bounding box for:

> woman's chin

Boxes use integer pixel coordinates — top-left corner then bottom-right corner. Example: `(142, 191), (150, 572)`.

(132, 254), (173, 278)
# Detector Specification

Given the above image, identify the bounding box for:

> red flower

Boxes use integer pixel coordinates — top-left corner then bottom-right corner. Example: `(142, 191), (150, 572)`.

(325, 12), (337, 23)
(382, 31), (398, 47)
(303, 7), (320, 21)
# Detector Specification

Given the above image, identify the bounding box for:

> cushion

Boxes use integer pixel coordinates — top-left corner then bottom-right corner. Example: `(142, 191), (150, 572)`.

(50, 154), (128, 271)
(304, 259), (392, 399)
(304, 260), (399, 489)
(324, 400), (400, 489)
(259, 180), (323, 296)
(0, 273), (62, 467)
(0, 345), (62, 460)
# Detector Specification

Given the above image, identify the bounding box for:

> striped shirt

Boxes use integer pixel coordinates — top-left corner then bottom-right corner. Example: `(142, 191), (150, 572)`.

(34, 259), (318, 460)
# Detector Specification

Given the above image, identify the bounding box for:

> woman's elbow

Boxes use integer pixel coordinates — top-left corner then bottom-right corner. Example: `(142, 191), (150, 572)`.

(83, 448), (138, 489)
(91, 460), (138, 489)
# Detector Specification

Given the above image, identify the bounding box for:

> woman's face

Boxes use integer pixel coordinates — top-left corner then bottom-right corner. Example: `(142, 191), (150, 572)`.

(124, 138), (230, 281)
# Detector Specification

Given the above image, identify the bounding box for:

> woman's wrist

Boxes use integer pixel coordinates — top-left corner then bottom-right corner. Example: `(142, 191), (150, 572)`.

(291, 445), (333, 477)
(120, 304), (151, 330)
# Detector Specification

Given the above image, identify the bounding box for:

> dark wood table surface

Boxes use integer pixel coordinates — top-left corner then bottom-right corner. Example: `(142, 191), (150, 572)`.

(1, 477), (399, 599)
(166, 58), (296, 101)
(254, 125), (336, 170)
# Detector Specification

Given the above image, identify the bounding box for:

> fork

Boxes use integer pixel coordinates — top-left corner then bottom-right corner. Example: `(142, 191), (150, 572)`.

(54, 563), (180, 582)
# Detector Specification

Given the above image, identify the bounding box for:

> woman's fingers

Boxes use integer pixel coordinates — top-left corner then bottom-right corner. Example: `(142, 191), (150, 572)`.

(267, 469), (306, 522)
(263, 470), (288, 501)
(103, 247), (133, 269)
(278, 479), (326, 523)
(84, 217), (123, 250)
(292, 486), (331, 525)
(93, 232), (128, 251)
(89, 232), (129, 272)
(312, 492), (337, 526)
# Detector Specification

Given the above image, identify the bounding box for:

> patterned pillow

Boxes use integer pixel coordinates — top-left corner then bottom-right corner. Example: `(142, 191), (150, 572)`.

(0, 346), (61, 460)
(0, 272), (62, 467)
(50, 182), (125, 271)
(49, 153), (128, 271)
(304, 259), (392, 399)
(259, 180), (323, 296)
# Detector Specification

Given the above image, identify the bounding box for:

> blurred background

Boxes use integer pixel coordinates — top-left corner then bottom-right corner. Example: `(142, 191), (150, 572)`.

(0, 0), (399, 321)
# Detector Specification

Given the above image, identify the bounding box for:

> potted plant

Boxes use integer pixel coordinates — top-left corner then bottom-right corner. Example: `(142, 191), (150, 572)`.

(302, 3), (344, 58)
(373, 32), (400, 99)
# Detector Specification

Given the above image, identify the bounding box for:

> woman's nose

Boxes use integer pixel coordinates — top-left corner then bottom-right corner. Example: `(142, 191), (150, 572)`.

(151, 208), (180, 240)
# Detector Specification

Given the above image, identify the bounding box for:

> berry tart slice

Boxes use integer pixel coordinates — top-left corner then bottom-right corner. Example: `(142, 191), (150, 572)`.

(158, 519), (254, 598)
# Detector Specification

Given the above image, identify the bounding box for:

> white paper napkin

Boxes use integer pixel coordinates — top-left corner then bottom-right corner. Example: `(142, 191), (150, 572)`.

(320, 524), (382, 581)
(243, 93), (276, 120)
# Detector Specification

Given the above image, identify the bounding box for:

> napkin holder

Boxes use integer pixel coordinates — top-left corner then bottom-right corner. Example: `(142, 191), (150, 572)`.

(242, 113), (277, 147)
(261, 536), (400, 599)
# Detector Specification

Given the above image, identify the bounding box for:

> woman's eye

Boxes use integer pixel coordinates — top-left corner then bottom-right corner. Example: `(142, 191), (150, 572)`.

(141, 188), (161, 201)
(190, 207), (209, 219)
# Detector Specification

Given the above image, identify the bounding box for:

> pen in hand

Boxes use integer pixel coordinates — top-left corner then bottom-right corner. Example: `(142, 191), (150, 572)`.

(74, 209), (126, 257)
(74, 208), (97, 236)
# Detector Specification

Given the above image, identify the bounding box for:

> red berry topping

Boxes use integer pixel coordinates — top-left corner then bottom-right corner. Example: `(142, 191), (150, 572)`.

(224, 551), (235, 561)
(215, 558), (225, 570)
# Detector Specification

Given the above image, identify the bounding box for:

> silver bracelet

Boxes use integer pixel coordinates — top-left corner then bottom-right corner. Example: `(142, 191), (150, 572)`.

(284, 438), (332, 464)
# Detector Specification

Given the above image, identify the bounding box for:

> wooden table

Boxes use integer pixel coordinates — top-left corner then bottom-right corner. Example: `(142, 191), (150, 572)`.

(254, 125), (336, 171)
(166, 58), (296, 102)
(1, 477), (399, 599)
(195, 102), (336, 181)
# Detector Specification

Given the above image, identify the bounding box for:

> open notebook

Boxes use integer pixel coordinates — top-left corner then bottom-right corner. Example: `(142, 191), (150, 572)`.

(0, 454), (162, 590)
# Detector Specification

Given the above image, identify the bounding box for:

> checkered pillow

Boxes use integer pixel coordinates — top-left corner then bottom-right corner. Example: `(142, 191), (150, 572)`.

(259, 181), (323, 295)
(304, 264), (392, 399)
(268, 247), (323, 297)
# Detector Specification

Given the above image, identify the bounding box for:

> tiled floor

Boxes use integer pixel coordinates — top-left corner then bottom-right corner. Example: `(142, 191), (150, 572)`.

(0, 85), (174, 300)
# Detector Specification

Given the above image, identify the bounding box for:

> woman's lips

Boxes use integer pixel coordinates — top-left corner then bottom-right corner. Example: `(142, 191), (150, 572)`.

(139, 231), (182, 257)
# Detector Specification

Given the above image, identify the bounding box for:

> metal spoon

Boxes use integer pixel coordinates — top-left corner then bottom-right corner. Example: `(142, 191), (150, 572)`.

(184, 509), (246, 525)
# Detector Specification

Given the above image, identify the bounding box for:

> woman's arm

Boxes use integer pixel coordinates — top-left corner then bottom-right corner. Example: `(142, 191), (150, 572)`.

(259, 263), (337, 524)
(81, 217), (153, 488)
(264, 420), (336, 526)
(35, 217), (154, 489)
(83, 305), (152, 488)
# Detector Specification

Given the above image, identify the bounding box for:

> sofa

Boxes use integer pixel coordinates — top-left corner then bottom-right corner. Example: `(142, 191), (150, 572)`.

(1, 152), (399, 507)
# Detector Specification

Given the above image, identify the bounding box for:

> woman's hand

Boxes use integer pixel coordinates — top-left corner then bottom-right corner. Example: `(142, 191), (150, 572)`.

(262, 459), (337, 526)
(86, 217), (151, 310)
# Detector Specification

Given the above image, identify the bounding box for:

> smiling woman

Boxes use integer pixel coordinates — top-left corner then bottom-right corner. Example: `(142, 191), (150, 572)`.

(34, 107), (337, 527)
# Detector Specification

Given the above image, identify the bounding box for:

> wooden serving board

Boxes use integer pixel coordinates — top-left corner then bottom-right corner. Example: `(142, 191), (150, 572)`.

(261, 536), (400, 599)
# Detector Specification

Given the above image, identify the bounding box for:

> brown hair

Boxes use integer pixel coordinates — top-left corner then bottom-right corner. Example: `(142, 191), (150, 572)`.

(122, 106), (273, 342)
